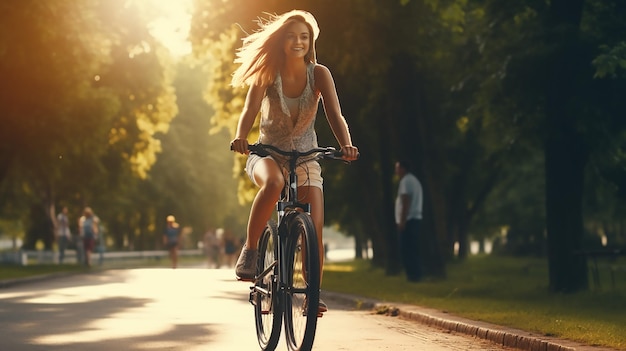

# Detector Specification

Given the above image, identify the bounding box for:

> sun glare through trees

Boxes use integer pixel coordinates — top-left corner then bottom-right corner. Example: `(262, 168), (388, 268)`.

(137, 0), (193, 57)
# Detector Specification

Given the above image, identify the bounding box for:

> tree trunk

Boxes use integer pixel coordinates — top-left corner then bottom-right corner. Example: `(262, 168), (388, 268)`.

(545, 127), (588, 292)
(23, 203), (55, 250)
(381, 104), (402, 275)
(544, 0), (588, 293)
(418, 171), (448, 278)
(414, 79), (447, 278)
(350, 132), (390, 268)
(457, 212), (470, 259)
(354, 234), (363, 259)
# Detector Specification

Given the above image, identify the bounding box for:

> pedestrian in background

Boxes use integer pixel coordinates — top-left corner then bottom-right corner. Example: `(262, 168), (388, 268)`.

(78, 207), (100, 267)
(222, 229), (238, 268)
(395, 160), (423, 282)
(163, 215), (181, 269)
(204, 228), (222, 268)
(55, 206), (71, 264)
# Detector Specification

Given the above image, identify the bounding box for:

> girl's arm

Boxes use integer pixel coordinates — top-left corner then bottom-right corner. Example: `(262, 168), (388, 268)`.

(314, 64), (359, 160)
(231, 84), (266, 154)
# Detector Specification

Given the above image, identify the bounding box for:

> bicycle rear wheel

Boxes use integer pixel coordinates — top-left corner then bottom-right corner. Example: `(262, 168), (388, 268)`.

(253, 221), (282, 351)
(283, 212), (320, 351)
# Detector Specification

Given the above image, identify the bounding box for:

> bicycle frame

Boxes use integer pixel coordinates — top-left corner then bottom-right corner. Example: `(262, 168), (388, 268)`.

(246, 143), (351, 351)
(275, 149), (313, 299)
(251, 144), (339, 287)
(248, 143), (346, 289)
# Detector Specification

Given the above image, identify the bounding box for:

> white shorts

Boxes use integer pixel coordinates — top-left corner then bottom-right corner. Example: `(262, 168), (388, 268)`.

(245, 153), (323, 190)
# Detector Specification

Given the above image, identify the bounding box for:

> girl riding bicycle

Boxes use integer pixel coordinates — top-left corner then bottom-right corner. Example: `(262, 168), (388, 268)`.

(229, 10), (359, 313)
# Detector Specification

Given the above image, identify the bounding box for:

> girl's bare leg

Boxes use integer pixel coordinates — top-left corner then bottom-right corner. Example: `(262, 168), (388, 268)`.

(246, 158), (284, 249)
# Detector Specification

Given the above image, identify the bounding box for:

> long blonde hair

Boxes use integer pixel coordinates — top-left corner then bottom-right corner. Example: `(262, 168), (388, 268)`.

(231, 10), (320, 87)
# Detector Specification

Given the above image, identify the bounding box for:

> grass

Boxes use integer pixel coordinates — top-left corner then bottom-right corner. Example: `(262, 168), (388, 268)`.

(322, 255), (626, 350)
(0, 264), (86, 280)
(0, 255), (205, 280)
(2, 255), (624, 349)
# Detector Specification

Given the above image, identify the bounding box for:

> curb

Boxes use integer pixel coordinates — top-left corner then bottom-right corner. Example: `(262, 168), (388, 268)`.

(322, 291), (618, 351)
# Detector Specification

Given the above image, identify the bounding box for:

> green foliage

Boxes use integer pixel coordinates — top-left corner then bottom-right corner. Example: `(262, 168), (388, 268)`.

(198, 26), (258, 205)
(0, 0), (245, 251)
(146, 61), (245, 245)
(593, 42), (626, 79)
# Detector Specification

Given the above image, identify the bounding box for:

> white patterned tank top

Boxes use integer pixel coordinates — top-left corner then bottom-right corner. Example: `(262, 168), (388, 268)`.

(258, 62), (320, 163)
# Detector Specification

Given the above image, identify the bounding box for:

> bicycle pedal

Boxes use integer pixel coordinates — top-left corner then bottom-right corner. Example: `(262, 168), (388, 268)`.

(302, 310), (324, 318)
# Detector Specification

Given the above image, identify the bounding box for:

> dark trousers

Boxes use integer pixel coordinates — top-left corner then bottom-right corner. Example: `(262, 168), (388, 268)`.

(58, 236), (68, 264)
(399, 219), (421, 282)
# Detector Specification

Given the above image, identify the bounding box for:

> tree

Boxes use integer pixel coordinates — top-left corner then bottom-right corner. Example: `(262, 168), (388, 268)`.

(0, 0), (122, 248)
(146, 61), (244, 247)
(474, 0), (626, 291)
(0, 0), (178, 249)
(542, 0), (588, 293)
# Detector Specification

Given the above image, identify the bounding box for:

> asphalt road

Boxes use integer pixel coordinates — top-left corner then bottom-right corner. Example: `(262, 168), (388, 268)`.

(0, 267), (516, 350)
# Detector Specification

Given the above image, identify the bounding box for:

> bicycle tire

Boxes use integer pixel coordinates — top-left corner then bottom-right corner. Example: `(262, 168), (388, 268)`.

(283, 212), (320, 351)
(253, 220), (282, 351)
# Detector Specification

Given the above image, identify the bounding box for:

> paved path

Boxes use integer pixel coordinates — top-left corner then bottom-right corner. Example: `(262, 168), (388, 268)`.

(2, 267), (621, 351)
(0, 268), (520, 350)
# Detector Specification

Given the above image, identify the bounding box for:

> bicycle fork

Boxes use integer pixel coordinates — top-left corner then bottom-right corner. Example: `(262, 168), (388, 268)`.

(248, 208), (304, 312)
(249, 159), (310, 311)
(248, 217), (287, 311)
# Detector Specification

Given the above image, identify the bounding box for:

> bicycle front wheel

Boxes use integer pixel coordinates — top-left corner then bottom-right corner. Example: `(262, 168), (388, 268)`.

(283, 212), (320, 351)
(253, 220), (282, 351)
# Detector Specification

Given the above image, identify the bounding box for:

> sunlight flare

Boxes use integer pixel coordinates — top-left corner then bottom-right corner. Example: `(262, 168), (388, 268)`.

(134, 0), (193, 57)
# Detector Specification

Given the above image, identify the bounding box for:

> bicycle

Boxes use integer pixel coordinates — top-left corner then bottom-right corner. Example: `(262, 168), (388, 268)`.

(242, 143), (353, 351)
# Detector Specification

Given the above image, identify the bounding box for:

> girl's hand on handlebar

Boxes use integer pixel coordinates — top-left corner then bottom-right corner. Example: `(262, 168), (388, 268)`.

(341, 145), (359, 161)
(230, 138), (249, 155)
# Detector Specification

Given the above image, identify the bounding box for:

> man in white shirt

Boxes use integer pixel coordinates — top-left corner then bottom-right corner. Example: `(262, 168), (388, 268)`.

(395, 160), (423, 282)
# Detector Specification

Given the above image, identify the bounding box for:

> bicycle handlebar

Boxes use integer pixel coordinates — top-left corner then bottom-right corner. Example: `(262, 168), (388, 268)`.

(232, 143), (359, 162)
